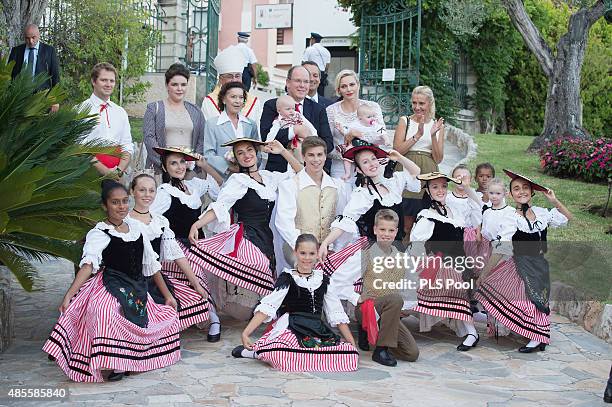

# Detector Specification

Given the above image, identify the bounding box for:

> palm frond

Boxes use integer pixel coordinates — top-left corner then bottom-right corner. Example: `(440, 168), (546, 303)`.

(0, 244), (38, 292)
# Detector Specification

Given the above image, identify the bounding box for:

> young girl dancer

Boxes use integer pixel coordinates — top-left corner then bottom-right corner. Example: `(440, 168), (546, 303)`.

(128, 174), (211, 331)
(409, 172), (482, 351)
(231, 234), (359, 372)
(475, 170), (571, 352)
(43, 181), (181, 382)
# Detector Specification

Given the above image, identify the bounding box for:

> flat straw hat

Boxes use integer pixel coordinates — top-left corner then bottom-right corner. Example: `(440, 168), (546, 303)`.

(220, 138), (267, 148)
(503, 169), (549, 192)
(342, 139), (388, 161)
(153, 146), (199, 161)
(417, 171), (462, 184)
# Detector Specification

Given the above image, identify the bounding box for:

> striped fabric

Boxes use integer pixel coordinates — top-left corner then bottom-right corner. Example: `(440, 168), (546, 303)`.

(475, 259), (551, 343)
(319, 237), (369, 277)
(252, 328), (359, 372)
(42, 273), (181, 382)
(160, 262), (210, 330)
(412, 260), (473, 322)
(186, 224), (275, 295)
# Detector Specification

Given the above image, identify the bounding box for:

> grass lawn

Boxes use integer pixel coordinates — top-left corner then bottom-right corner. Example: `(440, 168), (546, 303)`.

(470, 134), (611, 302)
(130, 117), (144, 143)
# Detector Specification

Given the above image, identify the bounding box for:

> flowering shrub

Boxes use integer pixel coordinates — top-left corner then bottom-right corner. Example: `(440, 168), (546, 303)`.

(539, 138), (611, 183)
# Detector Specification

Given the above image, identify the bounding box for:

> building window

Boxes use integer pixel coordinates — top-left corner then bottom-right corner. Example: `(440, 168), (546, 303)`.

(277, 29), (284, 45)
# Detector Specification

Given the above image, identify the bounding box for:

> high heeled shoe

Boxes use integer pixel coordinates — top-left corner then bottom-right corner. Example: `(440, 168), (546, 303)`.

(456, 333), (479, 351)
(518, 343), (546, 353)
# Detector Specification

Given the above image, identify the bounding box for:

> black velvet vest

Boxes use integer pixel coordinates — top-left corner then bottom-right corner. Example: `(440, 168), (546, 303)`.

(423, 218), (465, 257)
(512, 227), (548, 256)
(276, 272), (329, 316)
(101, 231), (144, 280)
(163, 195), (202, 240)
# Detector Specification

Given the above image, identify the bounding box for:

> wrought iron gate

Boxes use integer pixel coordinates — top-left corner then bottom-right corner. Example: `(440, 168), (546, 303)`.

(358, 0), (422, 128)
(185, 0), (220, 93)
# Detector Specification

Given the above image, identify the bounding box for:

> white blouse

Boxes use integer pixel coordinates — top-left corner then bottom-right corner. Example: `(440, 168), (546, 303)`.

(254, 268), (350, 327)
(150, 177), (220, 214)
(481, 205), (517, 256)
(331, 171), (420, 235)
(403, 117), (434, 153)
(408, 202), (466, 257)
(79, 217), (161, 277)
(482, 206), (569, 256)
(445, 191), (482, 228)
(126, 213), (185, 261)
(205, 170), (293, 233)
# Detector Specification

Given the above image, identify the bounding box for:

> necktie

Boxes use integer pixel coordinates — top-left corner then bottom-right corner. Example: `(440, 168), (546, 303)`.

(100, 103), (111, 128)
(295, 103), (301, 113)
(26, 48), (35, 77)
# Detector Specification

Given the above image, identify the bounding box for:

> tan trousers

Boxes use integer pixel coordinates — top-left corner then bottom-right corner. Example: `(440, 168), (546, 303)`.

(355, 293), (419, 362)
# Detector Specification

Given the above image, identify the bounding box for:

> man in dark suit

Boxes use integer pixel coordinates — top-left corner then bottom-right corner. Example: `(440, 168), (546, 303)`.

(9, 24), (60, 112)
(262, 65), (334, 173)
(302, 61), (335, 108)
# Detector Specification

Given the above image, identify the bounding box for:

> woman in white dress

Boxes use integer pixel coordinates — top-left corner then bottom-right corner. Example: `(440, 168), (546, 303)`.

(326, 70), (390, 179)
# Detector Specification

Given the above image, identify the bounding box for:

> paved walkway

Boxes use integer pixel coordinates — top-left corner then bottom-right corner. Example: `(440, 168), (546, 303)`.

(1, 259), (611, 406)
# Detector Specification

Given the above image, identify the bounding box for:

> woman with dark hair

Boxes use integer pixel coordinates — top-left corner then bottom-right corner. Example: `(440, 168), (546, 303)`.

(128, 174), (211, 331)
(143, 63), (206, 174)
(188, 138), (302, 320)
(408, 172), (481, 352)
(474, 170), (571, 353)
(204, 82), (259, 178)
(43, 180), (180, 382)
(231, 234), (359, 372)
(149, 147), (223, 341)
(317, 142), (420, 308)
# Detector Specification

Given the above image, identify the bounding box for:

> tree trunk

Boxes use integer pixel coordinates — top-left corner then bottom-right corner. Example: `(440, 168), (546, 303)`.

(0, 0), (49, 48)
(531, 7), (592, 151)
(501, 0), (605, 151)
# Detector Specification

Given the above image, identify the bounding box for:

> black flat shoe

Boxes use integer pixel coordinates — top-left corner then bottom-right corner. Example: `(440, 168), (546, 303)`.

(372, 346), (397, 367)
(207, 322), (221, 342)
(518, 343), (546, 353)
(107, 371), (129, 382)
(457, 334), (479, 351)
(231, 345), (245, 358)
(357, 325), (370, 351)
(47, 354), (56, 361)
(604, 380), (612, 403)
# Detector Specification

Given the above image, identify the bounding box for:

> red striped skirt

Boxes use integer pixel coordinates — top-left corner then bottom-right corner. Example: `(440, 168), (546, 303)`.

(186, 224), (274, 295)
(464, 227), (489, 276)
(412, 257), (473, 322)
(252, 328), (359, 372)
(160, 261), (210, 331)
(475, 258), (551, 343)
(42, 273), (181, 382)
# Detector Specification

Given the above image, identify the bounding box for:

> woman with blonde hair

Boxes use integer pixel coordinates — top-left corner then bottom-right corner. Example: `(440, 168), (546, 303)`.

(326, 69), (391, 179)
(393, 85), (446, 241)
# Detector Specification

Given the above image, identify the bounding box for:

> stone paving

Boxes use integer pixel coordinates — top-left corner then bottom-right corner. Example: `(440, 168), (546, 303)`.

(0, 259), (611, 407)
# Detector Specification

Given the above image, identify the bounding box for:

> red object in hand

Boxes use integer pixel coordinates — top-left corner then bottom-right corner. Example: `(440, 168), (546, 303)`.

(95, 150), (121, 168)
(360, 299), (379, 346)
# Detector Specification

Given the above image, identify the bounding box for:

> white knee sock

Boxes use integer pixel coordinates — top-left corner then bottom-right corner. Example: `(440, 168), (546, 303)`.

(208, 304), (221, 335)
(462, 321), (479, 346)
(241, 348), (257, 359)
(525, 339), (540, 348)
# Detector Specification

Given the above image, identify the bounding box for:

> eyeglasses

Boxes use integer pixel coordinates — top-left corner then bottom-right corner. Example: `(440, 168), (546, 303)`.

(220, 73), (243, 80)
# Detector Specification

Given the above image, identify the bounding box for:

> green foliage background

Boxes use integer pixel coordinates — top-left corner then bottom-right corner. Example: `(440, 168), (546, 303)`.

(41, 0), (160, 105)
(338, 0), (611, 137)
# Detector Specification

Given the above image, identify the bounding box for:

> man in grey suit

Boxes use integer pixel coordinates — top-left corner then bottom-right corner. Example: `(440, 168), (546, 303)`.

(9, 24), (60, 112)
(302, 61), (335, 108)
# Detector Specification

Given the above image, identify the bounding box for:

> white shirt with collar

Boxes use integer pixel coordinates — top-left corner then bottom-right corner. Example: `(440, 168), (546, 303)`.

(275, 168), (350, 250)
(216, 110), (250, 138)
(79, 93), (134, 155)
(22, 41), (40, 73)
(307, 93), (319, 104)
(302, 43), (331, 72)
